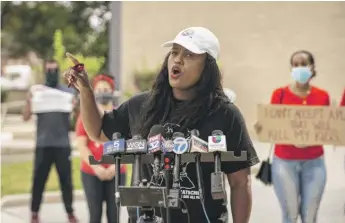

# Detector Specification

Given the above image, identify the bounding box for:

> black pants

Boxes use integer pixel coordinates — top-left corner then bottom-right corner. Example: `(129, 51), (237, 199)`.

(82, 171), (126, 223)
(31, 146), (73, 213)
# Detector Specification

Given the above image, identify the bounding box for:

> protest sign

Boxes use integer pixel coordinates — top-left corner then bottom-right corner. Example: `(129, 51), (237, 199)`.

(257, 104), (345, 146)
(30, 85), (74, 113)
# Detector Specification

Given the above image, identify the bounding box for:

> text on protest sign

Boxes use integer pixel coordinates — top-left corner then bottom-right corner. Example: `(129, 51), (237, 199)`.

(256, 104), (345, 146)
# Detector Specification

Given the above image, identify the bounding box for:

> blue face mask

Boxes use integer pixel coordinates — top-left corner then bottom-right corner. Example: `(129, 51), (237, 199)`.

(291, 66), (313, 84)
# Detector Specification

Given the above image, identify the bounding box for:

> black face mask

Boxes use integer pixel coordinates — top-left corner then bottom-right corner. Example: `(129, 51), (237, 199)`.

(95, 92), (113, 105)
(45, 68), (59, 88)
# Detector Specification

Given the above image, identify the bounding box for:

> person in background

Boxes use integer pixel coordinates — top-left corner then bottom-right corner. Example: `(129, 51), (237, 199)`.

(23, 59), (78, 223)
(75, 73), (126, 223)
(255, 50), (329, 223)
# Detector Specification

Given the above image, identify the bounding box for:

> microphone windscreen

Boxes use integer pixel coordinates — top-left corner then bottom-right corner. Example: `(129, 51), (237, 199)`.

(172, 132), (184, 138)
(148, 125), (165, 137)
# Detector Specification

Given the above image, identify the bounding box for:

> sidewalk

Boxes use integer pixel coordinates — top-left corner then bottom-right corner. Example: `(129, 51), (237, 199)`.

(2, 202), (129, 223)
(2, 176), (344, 223)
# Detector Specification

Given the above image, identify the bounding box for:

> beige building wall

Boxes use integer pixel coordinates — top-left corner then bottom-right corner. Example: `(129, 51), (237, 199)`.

(120, 2), (345, 136)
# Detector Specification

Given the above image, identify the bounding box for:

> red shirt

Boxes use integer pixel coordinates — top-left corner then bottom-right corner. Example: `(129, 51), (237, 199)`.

(340, 89), (345, 106)
(75, 116), (126, 175)
(271, 86), (330, 160)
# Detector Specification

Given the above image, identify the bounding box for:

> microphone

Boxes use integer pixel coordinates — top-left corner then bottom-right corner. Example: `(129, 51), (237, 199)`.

(189, 130), (208, 201)
(163, 138), (174, 153)
(208, 130), (227, 200)
(169, 132), (189, 208)
(126, 134), (147, 186)
(190, 129), (208, 153)
(103, 132), (126, 155)
(147, 125), (165, 182)
(190, 129), (211, 222)
(103, 132), (125, 223)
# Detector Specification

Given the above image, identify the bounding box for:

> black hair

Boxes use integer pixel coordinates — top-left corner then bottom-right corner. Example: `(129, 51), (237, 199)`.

(290, 50), (316, 77)
(44, 59), (58, 65)
(43, 59), (59, 72)
(139, 53), (229, 138)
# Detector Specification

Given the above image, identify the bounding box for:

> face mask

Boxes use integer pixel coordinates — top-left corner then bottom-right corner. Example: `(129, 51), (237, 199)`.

(291, 66), (312, 84)
(95, 92), (113, 105)
(45, 69), (59, 88)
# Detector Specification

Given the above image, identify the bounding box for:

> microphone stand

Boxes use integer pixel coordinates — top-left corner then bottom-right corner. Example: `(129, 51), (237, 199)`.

(214, 152), (221, 173)
(135, 154), (163, 223)
(164, 154), (172, 223)
(114, 154), (121, 223)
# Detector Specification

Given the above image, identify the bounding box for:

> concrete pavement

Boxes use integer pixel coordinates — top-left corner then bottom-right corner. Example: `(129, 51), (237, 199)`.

(2, 177), (344, 223)
(1, 145), (344, 223)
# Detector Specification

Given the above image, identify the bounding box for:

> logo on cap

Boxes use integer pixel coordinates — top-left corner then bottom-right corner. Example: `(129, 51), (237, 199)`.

(181, 29), (194, 39)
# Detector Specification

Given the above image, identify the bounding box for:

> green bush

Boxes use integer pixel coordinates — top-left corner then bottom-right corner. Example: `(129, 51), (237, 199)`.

(53, 29), (104, 80)
(133, 67), (159, 92)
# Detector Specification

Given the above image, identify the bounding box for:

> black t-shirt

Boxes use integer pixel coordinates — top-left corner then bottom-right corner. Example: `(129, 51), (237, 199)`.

(102, 92), (260, 223)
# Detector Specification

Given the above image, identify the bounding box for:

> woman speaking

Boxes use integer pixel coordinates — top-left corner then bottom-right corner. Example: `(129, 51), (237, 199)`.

(65, 27), (259, 223)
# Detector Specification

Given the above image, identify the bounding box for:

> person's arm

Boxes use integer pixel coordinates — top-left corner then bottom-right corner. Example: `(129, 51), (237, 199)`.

(227, 168), (252, 223)
(63, 53), (130, 142)
(75, 116), (109, 180)
(75, 116), (95, 165)
(222, 104), (260, 223)
(79, 87), (107, 142)
(79, 86), (131, 143)
(22, 92), (32, 121)
(76, 136), (95, 165)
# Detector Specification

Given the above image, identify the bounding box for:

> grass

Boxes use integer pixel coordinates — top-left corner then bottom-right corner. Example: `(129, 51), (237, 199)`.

(1, 157), (133, 196)
(1, 157), (82, 196)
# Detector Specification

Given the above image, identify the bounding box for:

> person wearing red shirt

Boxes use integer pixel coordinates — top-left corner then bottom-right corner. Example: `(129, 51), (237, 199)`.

(75, 74), (126, 223)
(340, 89), (345, 106)
(256, 50), (328, 223)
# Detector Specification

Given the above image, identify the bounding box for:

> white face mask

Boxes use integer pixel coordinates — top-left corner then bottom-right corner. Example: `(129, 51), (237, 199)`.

(291, 66), (313, 84)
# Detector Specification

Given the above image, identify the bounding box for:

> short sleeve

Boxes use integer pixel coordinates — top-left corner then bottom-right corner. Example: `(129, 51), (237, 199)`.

(221, 104), (260, 174)
(75, 115), (87, 137)
(340, 89), (345, 106)
(324, 93), (330, 106)
(270, 88), (284, 104)
(101, 100), (131, 140)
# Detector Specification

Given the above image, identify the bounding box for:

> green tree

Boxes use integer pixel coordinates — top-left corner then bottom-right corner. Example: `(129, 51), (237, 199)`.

(52, 29), (105, 79)
(1, 1), (110, 63)
(53, 29), (65, 65)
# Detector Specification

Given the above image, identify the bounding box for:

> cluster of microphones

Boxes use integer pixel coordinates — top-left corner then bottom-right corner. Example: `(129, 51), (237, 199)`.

(99, 124), (248, 209)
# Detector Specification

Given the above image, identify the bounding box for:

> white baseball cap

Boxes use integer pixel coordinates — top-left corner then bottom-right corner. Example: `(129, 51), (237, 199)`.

(223, 88), (237, 103)
(162, 27), (220, 60)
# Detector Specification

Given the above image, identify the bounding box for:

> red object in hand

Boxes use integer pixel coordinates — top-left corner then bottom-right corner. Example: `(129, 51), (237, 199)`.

(67, 63), (85, 88)
(72, 63), (85, 72)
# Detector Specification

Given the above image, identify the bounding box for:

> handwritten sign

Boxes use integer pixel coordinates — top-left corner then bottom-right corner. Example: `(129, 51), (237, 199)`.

(30, 85), (74, 113)
(257, 104), (345, 146)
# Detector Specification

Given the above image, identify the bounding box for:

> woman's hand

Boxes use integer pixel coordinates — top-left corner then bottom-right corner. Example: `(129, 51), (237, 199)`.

(254, 121), (263, 134)
(63, 52), (91, 91)
(105, 165), (116, 180)
(92, 166), (109, 181)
